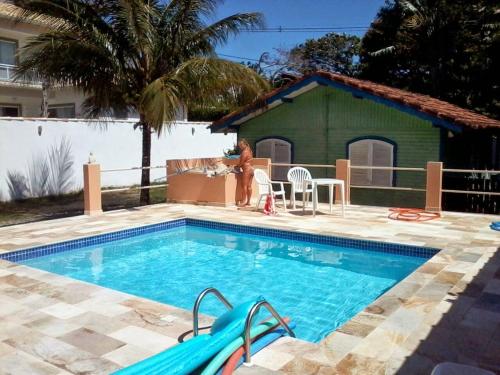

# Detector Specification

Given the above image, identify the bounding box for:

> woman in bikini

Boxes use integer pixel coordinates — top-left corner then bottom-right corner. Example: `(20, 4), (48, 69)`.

(237, 139), (254, 207)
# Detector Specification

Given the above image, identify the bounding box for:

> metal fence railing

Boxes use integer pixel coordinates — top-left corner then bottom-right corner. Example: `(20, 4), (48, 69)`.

(0, 63), (43, 85)
(82, 160), (499, 215)
(269, 161), (499, 214)
(99, 165), (167, 194)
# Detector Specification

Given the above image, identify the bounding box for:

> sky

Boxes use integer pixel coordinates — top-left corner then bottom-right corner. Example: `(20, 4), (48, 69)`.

(213, 0), (386, 63)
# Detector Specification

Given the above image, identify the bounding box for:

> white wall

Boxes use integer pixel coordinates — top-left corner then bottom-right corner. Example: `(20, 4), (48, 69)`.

(0, 118), (235, 201)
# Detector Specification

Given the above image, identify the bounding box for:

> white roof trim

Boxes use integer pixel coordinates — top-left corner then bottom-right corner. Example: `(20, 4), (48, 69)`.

(284, 81), (319, 99)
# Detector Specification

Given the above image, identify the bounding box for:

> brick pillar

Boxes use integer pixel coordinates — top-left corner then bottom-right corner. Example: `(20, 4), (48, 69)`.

(83, 163), (102, 215)
(425, 162), (443, 212)
(335, 159), (350, 204)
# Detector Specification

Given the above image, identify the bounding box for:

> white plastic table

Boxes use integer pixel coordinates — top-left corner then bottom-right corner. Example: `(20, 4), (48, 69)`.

(302, 178), (345, 217)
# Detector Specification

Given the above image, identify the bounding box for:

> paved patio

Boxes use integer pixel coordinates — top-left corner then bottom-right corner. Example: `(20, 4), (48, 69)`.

(0, 203), (499, 374)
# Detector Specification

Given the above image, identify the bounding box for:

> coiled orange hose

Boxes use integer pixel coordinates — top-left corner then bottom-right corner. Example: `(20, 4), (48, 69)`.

(388, 208), (440, 222)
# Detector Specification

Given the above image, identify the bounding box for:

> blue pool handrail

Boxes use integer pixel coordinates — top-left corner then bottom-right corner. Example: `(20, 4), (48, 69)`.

(243, 299), (296, 363)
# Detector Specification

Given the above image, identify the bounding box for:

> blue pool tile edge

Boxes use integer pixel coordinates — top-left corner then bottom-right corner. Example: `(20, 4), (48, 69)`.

(186, 219), (439, 258)
(0, 217), (439, 263)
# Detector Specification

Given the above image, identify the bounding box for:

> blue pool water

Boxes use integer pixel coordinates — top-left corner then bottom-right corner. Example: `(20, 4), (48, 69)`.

(20, 224), (428, 342)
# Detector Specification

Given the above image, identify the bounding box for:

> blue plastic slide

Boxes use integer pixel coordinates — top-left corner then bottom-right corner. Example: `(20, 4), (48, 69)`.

(112, 298), (263, 375)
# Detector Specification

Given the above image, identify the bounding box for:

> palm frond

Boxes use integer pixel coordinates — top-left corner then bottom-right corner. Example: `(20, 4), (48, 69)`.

(14, 0), (268, 120)
(140, 77), (184, 133)
(174, 57), (269, 108)
(190, 12), (264, 48)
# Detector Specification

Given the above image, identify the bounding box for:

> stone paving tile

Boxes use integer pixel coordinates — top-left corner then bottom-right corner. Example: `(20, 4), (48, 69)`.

(66, 311), (128, 335)
(75, 298), (132, 317)
(0, 350), (70, 375)
(235, 365), (282, 374)
(0, 341), (15, 357)
(280, 356), (325, 374)
(352, 327), (407, 362)
(0, 203), (498, 374)
(333, 353), (385, 375)
(39, 302), (86, 320)
(27, 316), (82, 337)
(102, 344), (155, 368)
(59, 328), (125, 356)
(108, 326), (178, 353)
(4, 329), (120, 374)
(251, 347), (295, 371)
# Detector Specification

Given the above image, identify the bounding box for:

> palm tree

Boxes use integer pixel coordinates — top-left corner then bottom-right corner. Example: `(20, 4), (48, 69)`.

(13, 0), (269, 205)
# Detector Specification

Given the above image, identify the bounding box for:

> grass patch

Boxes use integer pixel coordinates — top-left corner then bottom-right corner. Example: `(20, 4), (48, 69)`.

(0, 186), (167, 227)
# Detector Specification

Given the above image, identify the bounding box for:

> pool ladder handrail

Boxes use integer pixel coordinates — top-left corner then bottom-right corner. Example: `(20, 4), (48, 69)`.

(192, 288), (295, 364)
(193, 287), (233, 336)
(243, 299), (295, 364)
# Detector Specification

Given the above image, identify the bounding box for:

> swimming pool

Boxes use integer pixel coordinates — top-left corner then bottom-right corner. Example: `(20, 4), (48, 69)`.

(5, 219), (437, 342)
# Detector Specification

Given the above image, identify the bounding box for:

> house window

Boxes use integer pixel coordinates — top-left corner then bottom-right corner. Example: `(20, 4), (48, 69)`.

(256, 138), (292, 180)
(0, 39), (17, 81)
(48, 103), (76, 118)
(0, 104), (20, 117)
(348, 138), (394, 186)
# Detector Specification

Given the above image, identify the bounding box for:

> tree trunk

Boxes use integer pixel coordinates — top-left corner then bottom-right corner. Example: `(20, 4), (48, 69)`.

(139, 117), (151, 206)
(41, 80), (49, 117)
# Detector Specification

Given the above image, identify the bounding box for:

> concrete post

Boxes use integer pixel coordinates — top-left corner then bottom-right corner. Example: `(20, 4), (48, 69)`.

(335, 159), (351, 204)
(83, 163), (102, 215)
(166, 160), (172, 202)
(425, 162), (443, 212)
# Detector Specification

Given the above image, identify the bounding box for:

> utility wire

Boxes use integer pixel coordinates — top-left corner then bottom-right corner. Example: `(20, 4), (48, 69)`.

(218, 25), (370, 62)
(218, 53), (261, 62)
(243, 26), (369, 33)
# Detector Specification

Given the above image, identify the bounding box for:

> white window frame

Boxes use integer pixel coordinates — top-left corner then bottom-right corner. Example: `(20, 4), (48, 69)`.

(255, 138), (292, 181)
(348, 138), (394, 187)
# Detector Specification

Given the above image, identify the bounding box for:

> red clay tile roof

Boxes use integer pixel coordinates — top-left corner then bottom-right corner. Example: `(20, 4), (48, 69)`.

(212, 71), (500, 131)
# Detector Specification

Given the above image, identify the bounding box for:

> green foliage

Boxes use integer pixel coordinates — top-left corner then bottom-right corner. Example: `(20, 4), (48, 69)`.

(13, 0), (269, 203)
(289, 33), (361, 76)
(360, 0), (499, 119)
(223, 144), (239, 157)
(247, 34), (361, 88)
(188, 106), (230, 121)
(14, 0), (269, 130)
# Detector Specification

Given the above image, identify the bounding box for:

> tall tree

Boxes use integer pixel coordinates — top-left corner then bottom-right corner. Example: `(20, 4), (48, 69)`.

(289, 32), (361, 76)
(13, 0), (269, 204)
(245, 33), (361, 88)
(360, 0), (499, 119)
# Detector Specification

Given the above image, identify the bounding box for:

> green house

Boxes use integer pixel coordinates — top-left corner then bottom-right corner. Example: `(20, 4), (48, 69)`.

(211, 72), (500, 209)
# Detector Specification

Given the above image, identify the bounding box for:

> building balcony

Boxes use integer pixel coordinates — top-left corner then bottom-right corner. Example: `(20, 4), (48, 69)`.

(0, 63), (42, 87)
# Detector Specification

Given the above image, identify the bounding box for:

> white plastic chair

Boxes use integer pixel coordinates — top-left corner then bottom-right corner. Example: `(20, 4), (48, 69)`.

(287, 167), (313, 209)
(254, 169), (287, 211)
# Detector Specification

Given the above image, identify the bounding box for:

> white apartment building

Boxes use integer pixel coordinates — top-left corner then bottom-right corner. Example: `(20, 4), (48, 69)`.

(0, 2), (187, 120)
(0, 3), (90, 118)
